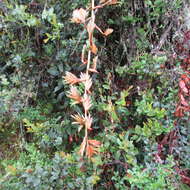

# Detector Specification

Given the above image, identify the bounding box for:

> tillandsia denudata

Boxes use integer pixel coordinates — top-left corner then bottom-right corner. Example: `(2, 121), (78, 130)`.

(63, 0), (117, 158)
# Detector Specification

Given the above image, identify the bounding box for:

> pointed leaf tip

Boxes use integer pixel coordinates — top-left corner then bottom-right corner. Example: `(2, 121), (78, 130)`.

(104, 28), (113, 36)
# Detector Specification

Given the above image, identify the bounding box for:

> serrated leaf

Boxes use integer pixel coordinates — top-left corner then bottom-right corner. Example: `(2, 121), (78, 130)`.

(63, 71), (81, 85)
(82, 94), (92, 111)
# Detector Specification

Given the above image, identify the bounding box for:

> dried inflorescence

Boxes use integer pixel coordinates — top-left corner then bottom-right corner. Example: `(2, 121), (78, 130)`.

(63, 0), (117, 158)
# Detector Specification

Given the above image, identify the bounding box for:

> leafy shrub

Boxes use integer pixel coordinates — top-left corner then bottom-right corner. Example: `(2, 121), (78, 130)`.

(1, 0), (190, 189)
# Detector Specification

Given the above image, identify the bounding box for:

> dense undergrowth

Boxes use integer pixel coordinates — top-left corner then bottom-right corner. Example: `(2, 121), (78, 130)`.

(0, 0), (190, 189)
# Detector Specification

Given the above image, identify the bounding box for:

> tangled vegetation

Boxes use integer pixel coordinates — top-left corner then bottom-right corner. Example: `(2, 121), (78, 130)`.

(0, 0), (190, 189)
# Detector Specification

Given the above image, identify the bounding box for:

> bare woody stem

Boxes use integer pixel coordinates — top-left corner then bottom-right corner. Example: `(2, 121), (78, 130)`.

(84, 0), (95, 156)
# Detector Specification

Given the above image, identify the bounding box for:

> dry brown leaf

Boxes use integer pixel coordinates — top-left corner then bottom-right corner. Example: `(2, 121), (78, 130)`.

(72, 113), (85, 125)
(104, 28), (113, 36)
(79, 137), (87, 156)
(80, 73), (92, 92)
(107, 0), (118, 5)
(80, 72), (90, 82)
(85, 114), (93, 130)
(85, 77), (92, 92)
(91, 43), (98, 54)
(72, 113), (85, 132)
(87, 21), (98, 54)
(95, 0), (118, 9)
(63, 72), (81, 85)
(71, 8), (87, 24)
(100, 0), (118, 5)
(88, 139), (101, 147)
(86, 139), (101, 158)
(95, 24), (104, 35)
(87, 21), (95, 45)
(89, 56), (98, 73)
(87, 20), (95, 37)
(86, 144), (95, 158)
(67, 86), (82, 104)
(82, 94), (92, 111)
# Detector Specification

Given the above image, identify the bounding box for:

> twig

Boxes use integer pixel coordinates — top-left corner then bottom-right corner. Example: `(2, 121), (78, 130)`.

(151, 21), (173, 54)
(70, 29), (86, 56)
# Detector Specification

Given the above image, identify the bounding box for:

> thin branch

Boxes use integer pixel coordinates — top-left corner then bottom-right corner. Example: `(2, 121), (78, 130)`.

(151, 21), (173, 54)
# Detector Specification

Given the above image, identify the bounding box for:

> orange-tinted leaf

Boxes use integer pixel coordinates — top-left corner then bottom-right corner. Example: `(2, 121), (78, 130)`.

(86, 140), (101, 158)
(71, 113), (85, 125)
(104, 28), (113, 36)
(100, 0), (118, 5)
(67, 86), (82, 103)
(72, 113), (85, 132)
(89, 56), (98, 73)
(91, 43), (98, 54)
(87, 21), (95, 44)
(88, 139), (101, 147)
(79, 137), (87, 156)
(86, 144), (94, 158)
(89, 69), (98, 73)
(87, 21), (98, 54)
(71, 8), (87, 24)
(63, 72), (81, 85)
(107, 0), (118, 5)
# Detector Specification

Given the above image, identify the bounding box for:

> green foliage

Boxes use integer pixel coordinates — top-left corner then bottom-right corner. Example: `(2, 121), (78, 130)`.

(125, 157), (176, 190)
(1, 150), (101, 190)
(1, 0), (189, 189)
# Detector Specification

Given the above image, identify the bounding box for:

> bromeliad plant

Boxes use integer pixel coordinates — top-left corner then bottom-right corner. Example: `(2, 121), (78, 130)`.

(63, 0), (117, 158)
